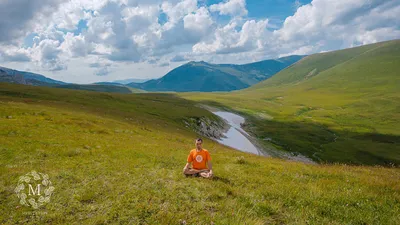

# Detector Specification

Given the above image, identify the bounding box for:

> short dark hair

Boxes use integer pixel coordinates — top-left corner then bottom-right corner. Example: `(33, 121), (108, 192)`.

(196, 138), (203, 143)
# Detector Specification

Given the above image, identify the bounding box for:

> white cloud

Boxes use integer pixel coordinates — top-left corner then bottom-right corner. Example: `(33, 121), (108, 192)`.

(60, 33), (90, 57)
(354, 28), (400, 45)
(183, 7), (214, 34)
(0, 0), (64, 44)
(122, 4), (160, 34)
(0, 46), (31, 62)
(193, 19), (269, 54)
(275, 0), (400, 46)
(210, 0), (248, 17)
(161, 0), (198, 26)
(53, 2), (85, 30)
(153, 3), (213, 54)
(31, 39), (67, 71)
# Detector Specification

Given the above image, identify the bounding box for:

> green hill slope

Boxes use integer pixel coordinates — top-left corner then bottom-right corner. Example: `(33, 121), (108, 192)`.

(1, 82), (399, 224)
(181, 39), (400, 165)
(55, 84), (136, 94)
(250, 42), (384, 88)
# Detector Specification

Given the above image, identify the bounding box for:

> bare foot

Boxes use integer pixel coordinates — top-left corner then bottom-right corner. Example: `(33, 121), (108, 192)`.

(199, 172), (212, 178)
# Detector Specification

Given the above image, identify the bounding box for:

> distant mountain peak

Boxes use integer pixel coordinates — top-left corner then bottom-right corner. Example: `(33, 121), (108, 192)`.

(126, 55), (305, 92)
(0, 65), (66, 86)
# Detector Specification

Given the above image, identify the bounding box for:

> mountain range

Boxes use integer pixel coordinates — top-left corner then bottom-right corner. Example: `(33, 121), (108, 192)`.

(0, 55), (304, 93)
(0, 66), (66, 86)
(126, 55), (304, 92)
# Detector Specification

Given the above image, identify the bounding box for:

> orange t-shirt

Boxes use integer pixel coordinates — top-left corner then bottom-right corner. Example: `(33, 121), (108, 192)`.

(187, 149), (211, 170)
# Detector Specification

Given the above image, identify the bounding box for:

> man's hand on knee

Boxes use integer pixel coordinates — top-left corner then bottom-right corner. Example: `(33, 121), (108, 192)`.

(183, 167), (189, 174)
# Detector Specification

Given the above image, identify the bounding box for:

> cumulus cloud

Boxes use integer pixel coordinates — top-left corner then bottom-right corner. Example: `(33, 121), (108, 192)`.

(193, 19), (269, 54)
(275, 0), (400, 47)
(183, 7), (214, 34)
(354, 28), (400, 45)
(153, 4), (214, 55)
(193, 0), (400, 61)
(32, 39), (67, 71)
(0, 46), (31, 62)
(52, 2), (86, 30)
(210, 0), (248, 17)
(60, 33), (90, 57)
(161, 0), (197, 25)
(0, 0), (64, 44)
(123, 4), (160, 34)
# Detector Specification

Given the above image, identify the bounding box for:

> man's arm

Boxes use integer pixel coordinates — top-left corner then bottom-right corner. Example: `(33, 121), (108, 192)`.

(207, 161), (213, 176)
(183, 162), (191, 171)
(184, 151), (193, 171)
(207, 151), (213, 174)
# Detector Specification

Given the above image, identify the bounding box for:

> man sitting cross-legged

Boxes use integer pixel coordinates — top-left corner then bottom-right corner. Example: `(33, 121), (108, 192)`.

(183, 138), (213, 179)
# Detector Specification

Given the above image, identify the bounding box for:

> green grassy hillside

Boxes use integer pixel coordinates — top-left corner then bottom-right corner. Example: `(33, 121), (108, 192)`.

(1, 82), (399, 224)
(181, 39), (400, 165)
(55, 84), (140, 94)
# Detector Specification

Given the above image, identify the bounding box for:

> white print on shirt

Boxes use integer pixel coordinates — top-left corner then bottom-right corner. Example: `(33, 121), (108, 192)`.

(195, 155), (203, 162)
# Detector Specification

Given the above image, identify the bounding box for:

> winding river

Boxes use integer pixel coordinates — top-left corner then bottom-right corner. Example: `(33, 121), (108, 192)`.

(209, 108), (316, 164)
(211, 111), (267, 156)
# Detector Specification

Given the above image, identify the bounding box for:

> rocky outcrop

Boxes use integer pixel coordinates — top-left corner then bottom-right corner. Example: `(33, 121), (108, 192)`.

(183, 116), (229, 139)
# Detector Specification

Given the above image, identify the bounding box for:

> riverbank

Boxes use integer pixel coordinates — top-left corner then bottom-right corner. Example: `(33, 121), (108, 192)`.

(197, 104), (316, 164)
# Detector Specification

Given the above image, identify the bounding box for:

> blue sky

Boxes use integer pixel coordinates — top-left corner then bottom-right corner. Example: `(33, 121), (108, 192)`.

(0, 0), (399, 83)
(242, 0), (311, 21)
(205, 0), (314, 31)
